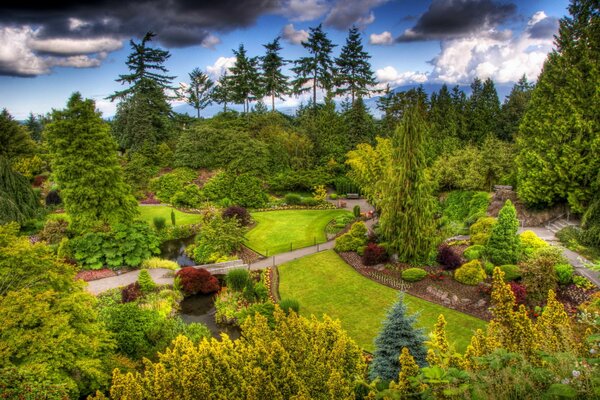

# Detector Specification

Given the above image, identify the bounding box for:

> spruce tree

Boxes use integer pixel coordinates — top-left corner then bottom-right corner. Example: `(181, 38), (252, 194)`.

(0, 109), (34, 161)
(261, 37), (289, 112)
(343, 97), (375, 149)
(46, 93), (138, 232)
(379, 105), (437, 264)
(428, 84), (462, 160)
(291, 24), (336, 106)
(370, 292), (427, 382)
(485, 199), (520, 265)
(229, 44), (262, 113)
(334, 26), (376, 104)
(0, 156), (39, 225)
(24, 112), (43, 142)
(498, 75), (534, 141)
(212, 73), (234, 112)
(179, 68), (214, 118)
(516, 0), (599, 212)
(467, 77), (501, 143)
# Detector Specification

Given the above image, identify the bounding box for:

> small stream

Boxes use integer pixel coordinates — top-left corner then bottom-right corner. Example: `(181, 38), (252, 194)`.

(179, 293), (241, 340)
(159, 235), (196, 267)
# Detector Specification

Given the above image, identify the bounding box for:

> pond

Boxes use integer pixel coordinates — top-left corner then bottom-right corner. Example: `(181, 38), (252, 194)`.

(179, 292), (241, 340)
(160, 235), (196, 267)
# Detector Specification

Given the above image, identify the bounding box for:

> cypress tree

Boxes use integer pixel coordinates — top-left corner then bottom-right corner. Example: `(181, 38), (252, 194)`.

(261, 37), (289, 112)
(370, 292), (427, 382)
(334, 26), (376, 104)
(485, 199), (520, 265)
(229, 44), (262, 113)
(291, 24), (336, 106)
(46, 93), (138, 232)
(379, 105), (437, 264)
(0, 156), (39, 225)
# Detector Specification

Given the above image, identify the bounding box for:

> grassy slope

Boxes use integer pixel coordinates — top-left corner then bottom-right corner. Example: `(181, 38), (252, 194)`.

(48, 205), (202, 226)
(245, 209), (352, 256)
(278, 250), (486, 353)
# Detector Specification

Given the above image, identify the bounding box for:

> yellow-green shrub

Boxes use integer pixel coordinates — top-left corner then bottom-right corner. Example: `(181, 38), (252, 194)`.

(470, 217), (496, 245)
(141, 257), (179, 270)
(454, 260), (487, 285)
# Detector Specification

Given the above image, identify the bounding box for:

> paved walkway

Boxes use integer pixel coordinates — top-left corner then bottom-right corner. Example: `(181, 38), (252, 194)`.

(86, 268), (174, 295)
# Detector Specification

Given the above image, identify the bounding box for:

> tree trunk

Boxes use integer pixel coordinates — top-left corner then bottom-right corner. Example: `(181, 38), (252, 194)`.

(272, 93), (275, 112)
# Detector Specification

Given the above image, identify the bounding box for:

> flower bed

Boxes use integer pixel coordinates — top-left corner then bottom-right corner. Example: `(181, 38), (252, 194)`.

(252, 203), (337, 212)
(76, 268), (117, 282)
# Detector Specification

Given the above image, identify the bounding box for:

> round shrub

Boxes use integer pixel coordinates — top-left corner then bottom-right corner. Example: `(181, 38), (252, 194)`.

(279, 298), (300, 314)
(222, 206), (251, 226)
(436, 243), (464, 270)
(137, 269), (157, 294)
(484, 261), (495, 275)
(284, 193), (302, 205)
(554, 263), (574, 285)
(402, 268), (428, 282)
(469, 216), (496, 245)
(153, 216), (166, 230)
(463, 245), (485, 261)
(330, 193), (338, 200)
(521, 247), (560, 304)
(175, 267), (221, 296)
(45, 189), (62, 206)
(499, 264), (521, 281)
(361, 243), (388, 266)
(454, 260), (486, 286)
(226, 268), (250, 292)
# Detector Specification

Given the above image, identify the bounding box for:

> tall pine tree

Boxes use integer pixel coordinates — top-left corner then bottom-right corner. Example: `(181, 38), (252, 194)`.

(261, 37), (289, 112)
(334, 26), (376, 104)
(0, 109), (34, 161)
(46, 93), (138, 231)
(291, 24), (336, 107)
(229, 44), (262, 113)
(467, 77), (501, 143)
(498, 75), (534, 141)
(179, 68), (214, 118)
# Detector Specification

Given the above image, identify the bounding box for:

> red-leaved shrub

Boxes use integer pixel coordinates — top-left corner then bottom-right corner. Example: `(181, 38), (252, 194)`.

(436, 243), (464, 270)
(176, 267), (221, 295)
(222, 206), (251, 226)
(122, 282), (142, 303)
(361, 243), (388, 266)
(509, 282), (527, 305)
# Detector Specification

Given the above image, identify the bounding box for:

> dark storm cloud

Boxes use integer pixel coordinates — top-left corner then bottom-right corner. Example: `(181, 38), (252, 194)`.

(527, 16), (559, 39)
(0, 0), (280, 48)
(396, 0), (516, 42)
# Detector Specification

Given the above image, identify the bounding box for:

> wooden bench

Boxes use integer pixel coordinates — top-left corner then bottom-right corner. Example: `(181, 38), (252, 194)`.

(347, 193), (360, 199)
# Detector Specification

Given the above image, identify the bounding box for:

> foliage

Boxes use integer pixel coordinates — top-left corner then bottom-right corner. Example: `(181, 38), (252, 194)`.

(582, 190), (600, 248)
(141, 257), (179, 270)
(149, 168), (197, 204)
(279, 298), (300, 314)
(499, 264), (521, 281)
(260, 37), (289, 112)
(370, 292), (428, 381)
(454, 260), (487, 285)
(121, 282), (142, 303)
(38, 217), (69, 245)
(222, 205), (251, 226)
(226, 268), (250, 292)
(555, 263), (574, 285)
(362, 243), (388, 266)
(353, 204), (361, 217)
(0, 108), (34, 161)
(192, 214), (246, 263)
(312, 184), (327, 203)
(228, 44), (262, 113)
(470, 216), (497, 246)
(464, 245), (485, 261)
(334, 26), (376, 102)
(0, 366), (70, 400)
(152, 216), (166, 230)
(345, 137), (391, 207)
(334, 221), (368, 252)
(170, 184), (204, 208)
(485, 200), (520, 265)
(178, 68), (213, 118)
(284, 193), (302, 205)
(509, 282), (527, 305)
(45, 93), (137, 231)
(440, 191), (491, 236)
(402, 267), (428, 282)
(0, 156), (40, 225)
(436, 242), (464, 270)
(175, 267), (220, 296)
(573, 275), (595, 290)
(379, 106), (437, 264)
(230, 174), (268, 208)
(520, 230), (548, 258)
(45, 189), (62, 206)
(137, 269), (157, 294)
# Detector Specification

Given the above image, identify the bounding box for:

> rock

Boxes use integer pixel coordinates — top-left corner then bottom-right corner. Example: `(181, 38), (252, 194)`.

(461, 298), (471, 304)
(451, 295), (459, 304)
(475, 299), (487, 308)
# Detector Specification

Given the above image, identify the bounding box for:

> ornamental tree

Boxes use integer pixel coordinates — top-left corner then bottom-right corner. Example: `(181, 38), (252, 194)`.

(485, 200), (520, 265)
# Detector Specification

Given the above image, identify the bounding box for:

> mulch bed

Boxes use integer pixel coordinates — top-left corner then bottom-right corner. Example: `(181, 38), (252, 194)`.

(75, 269), (117, 282)
(238, 245), (262, 265)
(338, 252), (492, 321)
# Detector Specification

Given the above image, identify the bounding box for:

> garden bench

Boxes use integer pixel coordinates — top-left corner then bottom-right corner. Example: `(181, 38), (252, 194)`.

(347, 193), (360, 199)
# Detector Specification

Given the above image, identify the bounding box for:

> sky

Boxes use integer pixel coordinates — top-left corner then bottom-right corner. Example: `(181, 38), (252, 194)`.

(0, 0), (570, 119)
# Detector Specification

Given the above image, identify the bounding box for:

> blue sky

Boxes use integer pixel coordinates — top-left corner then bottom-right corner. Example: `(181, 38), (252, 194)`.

(0, 0), (570, 119)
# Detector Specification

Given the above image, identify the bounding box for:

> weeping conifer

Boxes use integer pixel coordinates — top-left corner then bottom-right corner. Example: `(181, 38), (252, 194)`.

(0, 156), (39, 224)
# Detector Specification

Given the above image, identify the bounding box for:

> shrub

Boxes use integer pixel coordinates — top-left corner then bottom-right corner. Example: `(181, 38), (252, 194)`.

(192, 215), (246, 264)
(279, 298), (300, 314)
(284, 193), (302, 205)
(521, 247), (560, 304)
(171, 209), (176, 226)
(149, 168), (197, 203)
(230, 174), (268, 208)
(464, 245), (485, 261)
(254, 282), (269, 302)
(554, 263), (574, 285)
(573, 275), (594, 290)
(138, 269), (157, 294)
(485, 200), (520, 265)
(470, 216), (496, 245)
(499, 264), (521, 281)
(38, 218), (69, 245)
(334, 221), (368, 252)
(222, 206), (251, 226)
(226, 268), (250, 292)
(484, 261), (495, 275)
(361, 243), (388, 266)
(45, 190), (62, 206)
(237, 302), (276, 327)
(171, 184), (204, 208)
(141, 257), (179, 270)
(121, 282), (142, 303)
(519, 230), (548, 259)
(312, 185), (327, 203)
(454, 260), (486, 285)
(330, 193), (338, 200)
(466, 192), (491, 225)
(436, 243), (464, 270)
(175, 267), (221, 296)
(402, 268), (428, 282)
(509, 282), (527, 305)
(153, 216), (166, 230)
(300, 197), (319, 207)
(353, 205), (361, 218)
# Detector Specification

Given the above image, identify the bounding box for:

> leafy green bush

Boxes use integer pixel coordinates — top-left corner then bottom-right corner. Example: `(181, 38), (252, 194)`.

(230, 174), (268, 208)
(300, 197), (319, 207)
(521, 247), (561, 304)
(254, 282), (269, 302)
(170, 184), (204, 208)
(226, 268), (250, 292)
(470, 217), (497, 245)
(485, 200), (520, 265)
(484, 261), (495, 275)
(464, 245), (485, 261)
(284, 193), (302, 205)
(573, 275), (594, 290)
(454, 260), (487, 285)
(237, 302), (276, 327)
(554, 263), (574, 285)
(440, 191), (490, 236)
(279, 298), (300, 314)
(353, 205), (361, 217)
(466, 192), (491, 225)
(330, 193), (338, 200)
(141, 257), (179, 270)
(401, 268), (428, 282)
(499, 264), (521, 281)
(138, 269), (157, 294)
(149, 168), (197, 203)
(38, 218), (69, 245)
(334, 221), (368, 252)
(153, 216), (166, 230)
(268, 168), (333, 193)
(202, 171), (233, 202)
(192, 215), (246, 264)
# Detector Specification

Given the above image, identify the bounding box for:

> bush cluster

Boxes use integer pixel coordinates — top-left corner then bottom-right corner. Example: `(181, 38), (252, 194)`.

(499, 264), (521, 281)
(436, 243), (464, 270)
(470, 216), (496, 246)
(222, 206), (251, 226)
(464, 245), (485, 261)
(226, 269), (250, 292)
(361, 243), (388, 266)
(454, 260), (487, 285)
(334, 221), (368, 252)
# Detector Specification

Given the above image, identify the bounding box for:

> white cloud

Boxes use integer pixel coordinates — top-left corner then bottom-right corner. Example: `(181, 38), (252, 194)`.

(375, 66), (428, 87)
(205, 56), (236, 80)
(68, 18), (89, 31)
(369, 31), (393, 45)
(278, 0), (329, 22)
(201, 34), (221, 49)
(281, 24), (309, 45)
(29, 37), (123, 55)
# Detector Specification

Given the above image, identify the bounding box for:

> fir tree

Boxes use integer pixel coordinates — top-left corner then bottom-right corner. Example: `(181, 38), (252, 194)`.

(261, 37), (289, 112)
(0, 109), (34, 161)
(179, 68), (214, 118)
(343, 97), (375, 149)
(379, 105), (437, 263)
(334, 26), (376, 104)
(291, 24), (336, 106)
(212, 73), (234, 112)
(370, 292), (427, 382)
(485, 200), (520, 265)
(0, 156), (39, 224)
(467, 77), (501, 143)
(24, 113), (43, 142)
(428, 84), (462, 161)
(498, 75), (534, 141)
(46, 93), (138, 231)
(229, 44), (262, 113)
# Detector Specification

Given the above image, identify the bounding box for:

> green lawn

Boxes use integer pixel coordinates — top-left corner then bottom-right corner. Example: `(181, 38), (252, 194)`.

(48, 205), (202, 226)
(245, 209), (352, 256)
(278, 250), (486, 353)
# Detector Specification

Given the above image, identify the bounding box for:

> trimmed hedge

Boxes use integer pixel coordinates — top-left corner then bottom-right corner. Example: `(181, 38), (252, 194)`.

(402, 268), (428, 282)
(454, 260), (486, 285)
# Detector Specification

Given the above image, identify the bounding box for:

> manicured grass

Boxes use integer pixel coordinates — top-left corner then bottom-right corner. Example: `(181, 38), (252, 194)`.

(48, 205), (202, 226)
(278, 250), (486, 353)
(245, 209), (352, 256)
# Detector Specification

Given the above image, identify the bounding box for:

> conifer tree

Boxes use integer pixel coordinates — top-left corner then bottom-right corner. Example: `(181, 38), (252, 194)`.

(261, 37), (289, 112)
(498, 75), (534, 141)
(370, 292), (427, 381)
(24, 112), (44, 142)
(0, 157), (39, 225)
(179, 68), (214, 118)
(379, 105), (436, 264)
(212, 73), (234, 112)
(334, 26), (376, 104)
(467, 77), (501, 143)
(0, 109), (34, 161)
(485, 200), (520, 265)
(291, 24), (336, 106)
(343, 97), (375, 149)
(229, 44), (262, 113)
(46, 93), (138, 231)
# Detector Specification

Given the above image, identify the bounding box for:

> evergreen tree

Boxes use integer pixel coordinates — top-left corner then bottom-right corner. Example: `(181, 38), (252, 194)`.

(261, 37), (289, 112)
(451, 85), (469, 141)
(486, 200), (520, 265)
(375, 87), (429, 137)
(46, 93), (138, 231)
(516, 0), (599, 213)
(291, 24), (336, 106)
(229, 44), (262, 113)
(179, 68), (214, 118)
(212, 73), (234, 112)
(379, 105), (437, 263)
(343, 97), (375, 149)
(298, 97), (346, 163)
(0, 109), (34, 161)
(334, 26), (376, 104)
(498, 75), (534, 141)
(467, 77), (501, 143)
(0, 157), (39, 225)
(370, 292), (427, 382)
(428, 84), (462, 161)
(24, 112), (43, 142)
